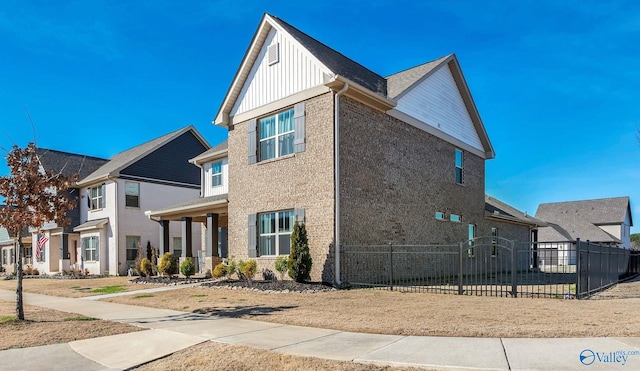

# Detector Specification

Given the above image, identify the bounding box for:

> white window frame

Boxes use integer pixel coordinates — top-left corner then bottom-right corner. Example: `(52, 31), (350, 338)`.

(89, 185), (105, 210)
(491, 227), (498, 257)
(450, 214), (462, 223)
(435, 211), (446, 221)
(126, 236), (140, 262)
(468, 224), (476, 257)
(173, 237), (182, 259)
(211, 161), (223, 187)
(125, 182), (140, 208)
(83, 236), (99, 261)
(259, 109), (295, 161)
(258, 210), (294, 256)
(455, 149), (464, 184)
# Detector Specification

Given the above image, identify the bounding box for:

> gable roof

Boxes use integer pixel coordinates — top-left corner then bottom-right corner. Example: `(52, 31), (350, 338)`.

(386, 55), (451, 100)
(485, 195), (546, 227)
(190, 140), (228, 165)
(77, 126), (210, 187)
(270, 15), (387, 96)
(535, 197), (632, 243)
(36, 148), (108, 180)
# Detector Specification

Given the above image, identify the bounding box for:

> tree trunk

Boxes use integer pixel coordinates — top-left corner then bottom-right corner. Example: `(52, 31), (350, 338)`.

(16, 236), (24, 320)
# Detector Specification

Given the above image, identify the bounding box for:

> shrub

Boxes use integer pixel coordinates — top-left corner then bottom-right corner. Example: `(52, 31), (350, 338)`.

(262, 268), (276, 281)
(31, 268), (39, 276)
(225, 256), (237, 279)
(212, 263), (227, 279)
(274, 255), (288, 280)
(238, 259), (257, 283)
(180, 258), (196, 278)
(158, 252), (177, 276)
(288, 221), (312, 282)
(23, 266), (32, 275)
(140, 258), (153, 277)
(134, 242), (145, 276)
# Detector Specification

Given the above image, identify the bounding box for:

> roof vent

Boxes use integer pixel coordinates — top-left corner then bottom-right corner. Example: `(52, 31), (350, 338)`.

(268, 43), (279, 65)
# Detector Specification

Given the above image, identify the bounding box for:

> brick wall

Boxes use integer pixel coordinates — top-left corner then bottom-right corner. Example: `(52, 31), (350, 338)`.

(339, 96), (486, 246)
(227, 92), (336, 282)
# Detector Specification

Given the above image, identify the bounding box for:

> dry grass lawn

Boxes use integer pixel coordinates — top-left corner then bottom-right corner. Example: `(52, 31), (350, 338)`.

(0, 276), (143, 298)
(0, 301), (144, 350)
(133, 342), (425, 371)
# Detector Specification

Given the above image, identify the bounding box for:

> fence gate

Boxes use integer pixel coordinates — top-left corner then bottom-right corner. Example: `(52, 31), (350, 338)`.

(461, 237), (517, 297)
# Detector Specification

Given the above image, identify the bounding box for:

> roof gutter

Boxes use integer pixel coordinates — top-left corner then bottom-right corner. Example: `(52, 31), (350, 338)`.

(333, 79), (349, 287)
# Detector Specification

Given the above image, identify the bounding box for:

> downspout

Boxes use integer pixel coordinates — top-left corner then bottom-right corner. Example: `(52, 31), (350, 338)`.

(112, 176), (118, 276)
(334, 80), (348, 286)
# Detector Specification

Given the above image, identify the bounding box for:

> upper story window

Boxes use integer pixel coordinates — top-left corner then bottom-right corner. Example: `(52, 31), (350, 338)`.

(450, 214), (462, 222)
(211, 161), (222, 187)
(248, 103), (306, 165)
(455, 149), (464, 184)
(89, 185), (105, 210)
(125, 182), (140, 208)
(258, 210), (294, 256)
(491, 227), (498, 256)
(435, 211), (446, 220)
(260, 109), (295, 161)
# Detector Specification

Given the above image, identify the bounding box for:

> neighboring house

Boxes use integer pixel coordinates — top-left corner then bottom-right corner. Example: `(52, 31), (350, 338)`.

(203, 13), (508, 284)
(30, 149), (109, 275)
(0, 224), (25, 273)
(146, 140), (229, 272)
(534, 197), (633, 266)
(74, 126), (210, 275)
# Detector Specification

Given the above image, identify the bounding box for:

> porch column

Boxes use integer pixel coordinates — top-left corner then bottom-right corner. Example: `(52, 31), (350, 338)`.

(61, 234), (69, 259)
(158, 220), (170, 254)
(206, 213), (219, 258)
(181, 217), (193, 258)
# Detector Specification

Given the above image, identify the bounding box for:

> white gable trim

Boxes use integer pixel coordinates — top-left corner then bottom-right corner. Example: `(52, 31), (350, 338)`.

(215, 14), (333, 126)
(387, 108), (488, 159)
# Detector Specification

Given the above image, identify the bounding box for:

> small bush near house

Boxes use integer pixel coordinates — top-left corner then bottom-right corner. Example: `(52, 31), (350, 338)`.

(31, 267), (39, 276)
(287, 221), (312, 282)
(180, 258), (196, 278)
(23, 266), (32, 275)
(274, 255), (288, 280)
(212, 263), (227, 279)
(134, 242), (145, 276)
(158, 252), (177, 276)
(262, 268), (276, 281)
(225, 256), (237, 279)
(140, 258), (153, 277)
(238, 259), (257, 283)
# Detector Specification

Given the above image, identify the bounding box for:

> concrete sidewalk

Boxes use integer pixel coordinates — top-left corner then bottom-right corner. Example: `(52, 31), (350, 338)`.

(0, 289), (639, 370)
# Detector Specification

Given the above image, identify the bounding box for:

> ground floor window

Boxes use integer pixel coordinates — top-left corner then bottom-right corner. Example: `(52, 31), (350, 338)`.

(83, 236), (99, 261)
(258, 210), (294, 256)
(1, 249), (7, 265)
(126, 236), (140, 262)
(467, 224), (476, 257)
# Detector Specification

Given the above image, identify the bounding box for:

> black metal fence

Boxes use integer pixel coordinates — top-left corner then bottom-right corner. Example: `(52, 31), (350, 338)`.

(340, 237), (640, 299)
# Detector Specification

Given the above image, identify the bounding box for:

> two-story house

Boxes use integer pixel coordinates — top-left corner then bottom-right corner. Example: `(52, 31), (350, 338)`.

(208, 14), (503, 283)
(74, 126), (209, 275)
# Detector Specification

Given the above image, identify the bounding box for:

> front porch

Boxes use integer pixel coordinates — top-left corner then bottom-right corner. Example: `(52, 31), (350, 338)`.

(146, 194), (228, 274)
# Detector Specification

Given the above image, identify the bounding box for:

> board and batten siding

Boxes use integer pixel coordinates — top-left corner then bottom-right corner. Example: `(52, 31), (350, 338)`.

(395, 64), (484, 152)
(230, 27), (331, 116)
(202, 158), (229, 197)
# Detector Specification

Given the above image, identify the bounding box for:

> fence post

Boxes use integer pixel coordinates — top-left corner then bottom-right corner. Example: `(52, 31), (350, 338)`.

(576, 238), (581, 299)
(511, 240), (517, 298)
(389, 243), (393, 291)
(458, 242), (464, 295)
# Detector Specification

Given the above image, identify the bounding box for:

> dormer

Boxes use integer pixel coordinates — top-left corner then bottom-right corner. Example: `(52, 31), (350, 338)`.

(189, 140), (229, 197)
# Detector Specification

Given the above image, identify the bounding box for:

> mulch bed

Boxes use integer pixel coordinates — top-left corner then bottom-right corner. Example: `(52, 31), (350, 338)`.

(131, 276), (336, 293)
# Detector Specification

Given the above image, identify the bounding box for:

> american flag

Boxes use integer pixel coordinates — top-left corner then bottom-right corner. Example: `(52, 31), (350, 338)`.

(36, 233), (48, 260)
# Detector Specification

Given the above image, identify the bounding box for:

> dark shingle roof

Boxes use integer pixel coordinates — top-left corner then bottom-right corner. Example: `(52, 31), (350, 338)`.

(269, 15), (387, 96)
(485, 195), (546, 227)
(36, 148), (108, 180)
(386, 55), (451, 99)
(78, 126), (205, 186)
(535, 197), (631, 243)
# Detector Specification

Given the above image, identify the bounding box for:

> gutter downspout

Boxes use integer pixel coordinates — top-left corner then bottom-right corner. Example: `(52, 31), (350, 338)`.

(334, 80), (348, 286)
(112, 176), (118, 276)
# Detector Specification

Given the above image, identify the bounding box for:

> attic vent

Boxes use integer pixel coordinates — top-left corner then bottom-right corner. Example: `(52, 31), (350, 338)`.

(267, 43), (279, 65)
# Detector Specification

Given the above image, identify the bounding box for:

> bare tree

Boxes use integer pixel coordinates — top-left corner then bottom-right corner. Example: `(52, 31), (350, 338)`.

(0, 143), (76, 320)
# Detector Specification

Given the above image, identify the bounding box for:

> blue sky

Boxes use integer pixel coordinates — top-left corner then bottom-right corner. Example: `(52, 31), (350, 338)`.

(1, 1), (639, 232)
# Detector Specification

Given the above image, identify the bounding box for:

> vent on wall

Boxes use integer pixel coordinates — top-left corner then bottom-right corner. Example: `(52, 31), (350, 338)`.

(267, 43), (279, 65)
